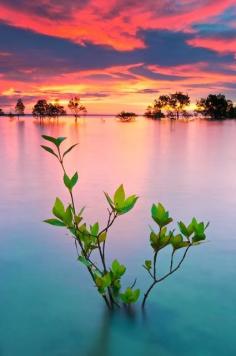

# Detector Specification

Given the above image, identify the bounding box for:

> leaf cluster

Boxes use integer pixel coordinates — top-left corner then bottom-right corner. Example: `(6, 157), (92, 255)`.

(105, 184), (138, 215)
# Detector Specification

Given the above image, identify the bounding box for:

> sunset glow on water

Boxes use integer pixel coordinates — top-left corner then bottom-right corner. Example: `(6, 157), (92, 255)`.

(0, 117), (236, 355)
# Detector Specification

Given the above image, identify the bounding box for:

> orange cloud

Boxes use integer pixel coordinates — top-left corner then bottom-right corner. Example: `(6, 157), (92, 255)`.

(0, 0), (235, 50)
(187, 37), (236, 54)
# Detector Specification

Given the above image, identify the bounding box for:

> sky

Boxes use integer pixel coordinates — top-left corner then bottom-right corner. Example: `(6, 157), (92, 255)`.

(0, 0), (235, 114)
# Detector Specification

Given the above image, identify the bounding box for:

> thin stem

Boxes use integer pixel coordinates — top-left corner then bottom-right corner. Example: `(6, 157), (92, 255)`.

(96, 210), (118, 308)
(170, 250), (175, 272)
(157, 244), (191, 283)
(142, 281), (156, 309)
(129, 278), (137, 289)
(153, 226), (162, 279)
(145, 268), (154, 279)
(56, 146), (112, 308)
(101, 209), (112, 260)
(95, 232), (114, 307)
(74, 239), (79, 257)
(153, 251), (158, 280)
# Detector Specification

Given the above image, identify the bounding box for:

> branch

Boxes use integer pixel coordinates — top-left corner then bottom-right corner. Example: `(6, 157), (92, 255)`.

(157, 244), (191, 283)
(170, 250), (175, 272)
(142, 244), (191, 308)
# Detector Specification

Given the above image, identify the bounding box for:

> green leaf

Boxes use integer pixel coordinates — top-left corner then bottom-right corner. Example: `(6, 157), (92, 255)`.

(192, 233), (206, 243)
(95, 273), (112, 294)
(42, 135), (66, 147)
(41, 145), (58, 158)
(71, 172), (79, 188)
(144, 260), (152, 270)
(103, 273), (112, 288)
(55, 137), (67, 146)
(190, 218), (209, 243)
(63, 144), (78, 158)
(98, 231), (107, 243)
(111, 259), (126, 277)
(64, 205), (73, 226)
(151, 203), (164, 219)
(151, 203), (173, 227)
(112, 279), (121, 295)
(44, 218), (66, 227)
(90, 222), (99, 236)
(171, 234), (189, 249)
(75, 215), (83, 225)
(132, 289), (140, 303)
(114, 184), (125, 207)
(150, 227), (171, 251)
(63, 172), (78, 190)
(112, 259), (120, 272)
(150, 231), (158, 250)
(118, 195), (138, 214)
(63, 173), (71, 189)
(104, 192), (114, 210)
(52, 197), (65, 220)
(42, 135), (58, 145)
(77, 206), (85, 216)
(178, 221), (190, 237)
(78, 255), (92, 267)
(120, 288), (140, 304)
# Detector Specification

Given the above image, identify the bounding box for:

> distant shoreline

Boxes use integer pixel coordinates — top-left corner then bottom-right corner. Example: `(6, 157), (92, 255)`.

(1, 115), (236, 121)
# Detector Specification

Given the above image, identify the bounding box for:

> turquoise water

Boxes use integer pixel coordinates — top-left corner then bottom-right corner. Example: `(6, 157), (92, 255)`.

(0, 117), (236, 355)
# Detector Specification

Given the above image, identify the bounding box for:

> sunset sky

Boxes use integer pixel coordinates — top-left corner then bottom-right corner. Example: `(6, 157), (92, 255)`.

(0, 0), (236, 114)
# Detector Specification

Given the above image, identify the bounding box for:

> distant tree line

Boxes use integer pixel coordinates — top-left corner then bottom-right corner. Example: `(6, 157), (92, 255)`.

(145, 92), (236, 120)
(32, 97), (87, 122)
(0, 93), (236, 121)
(0, 96), (87, 122)
(32, 99), (66, 120)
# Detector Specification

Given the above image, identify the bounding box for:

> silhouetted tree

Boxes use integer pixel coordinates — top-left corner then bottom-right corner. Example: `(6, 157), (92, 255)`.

(169, 92), (190, 119)
(145, 92), (190, 119)
(0, 108), (4, 116)
(116, 111), (137, 122)
(68, 97), (87, 122)
(32, 99), (48, 120)
(144, 100), (165, 119)
(47, 100), (66, 119)
(227, 103), (236, 118)
(195, 94), (234, 119)
(15, 98), (25, 119)
(53, 99), (66, 117)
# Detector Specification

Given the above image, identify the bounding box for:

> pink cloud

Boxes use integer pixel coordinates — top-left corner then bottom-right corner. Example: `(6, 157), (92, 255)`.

(187, 37), (236, 54)
(0, 0), (235, 50)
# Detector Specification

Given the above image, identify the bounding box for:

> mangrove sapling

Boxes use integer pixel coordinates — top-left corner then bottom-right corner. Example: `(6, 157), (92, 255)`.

(142, 203), (209, 308)
(41, 135), (209, 310)
(41, 135), (139, 309)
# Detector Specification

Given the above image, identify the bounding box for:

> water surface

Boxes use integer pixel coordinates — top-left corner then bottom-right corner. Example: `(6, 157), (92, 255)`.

(0, 116), (236, 355)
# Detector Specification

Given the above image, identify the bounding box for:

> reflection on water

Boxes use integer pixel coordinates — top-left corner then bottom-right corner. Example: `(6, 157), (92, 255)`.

(0, 116), (236, 355)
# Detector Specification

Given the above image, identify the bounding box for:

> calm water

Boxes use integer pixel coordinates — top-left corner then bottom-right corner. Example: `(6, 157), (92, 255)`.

(0, 116), (236, 356)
